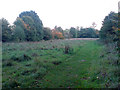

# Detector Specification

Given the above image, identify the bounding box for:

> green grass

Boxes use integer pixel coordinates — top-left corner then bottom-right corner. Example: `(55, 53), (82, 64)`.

(38, 40), (103, 88)
(2, 39), (118, 88)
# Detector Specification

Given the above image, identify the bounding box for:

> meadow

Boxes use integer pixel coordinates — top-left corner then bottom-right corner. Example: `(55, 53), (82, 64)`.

(2, 39), (119, 88)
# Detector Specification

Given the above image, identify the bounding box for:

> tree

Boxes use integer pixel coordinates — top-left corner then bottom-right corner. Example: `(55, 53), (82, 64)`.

(64, 29), (71, 38)
(43, 27), (52, 40)
(91, 22), (97, 28)
(21, 16), (37, 41)
(1, 18), (12, 42)
(55, 26), (64, 36)
(19, 10), (43, 40)
(0, 19), (1, 41)
(77, 27), (98, 38)
(117, 12), (120, 55)
(14, 16), (38, 41)
(52, 29), (64, 39)
(13, 25), (26, 42)
(69, 27), (77, 38)
(14, 17), (25, 29)
(99, 12), (118, 43)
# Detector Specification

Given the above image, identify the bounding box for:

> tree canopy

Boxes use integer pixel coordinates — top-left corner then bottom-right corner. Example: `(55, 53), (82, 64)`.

(99, 12), (118, 43)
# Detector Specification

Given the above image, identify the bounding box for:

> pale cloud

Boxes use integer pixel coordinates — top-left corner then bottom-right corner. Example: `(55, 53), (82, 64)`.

(0, 0), (119, 30)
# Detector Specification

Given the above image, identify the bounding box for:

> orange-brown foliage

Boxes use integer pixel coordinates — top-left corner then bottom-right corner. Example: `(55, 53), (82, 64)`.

(52, 29), (64, 39)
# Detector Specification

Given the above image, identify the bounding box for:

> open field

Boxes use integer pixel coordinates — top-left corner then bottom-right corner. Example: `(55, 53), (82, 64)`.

(2, 39), (119, 88)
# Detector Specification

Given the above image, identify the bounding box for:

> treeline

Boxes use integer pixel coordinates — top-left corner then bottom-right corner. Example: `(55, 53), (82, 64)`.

(69, 27), (99, 38)
(1, 10), (99, 42)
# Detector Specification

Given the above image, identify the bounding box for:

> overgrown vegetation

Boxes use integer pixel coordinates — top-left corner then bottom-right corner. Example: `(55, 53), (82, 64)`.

(99, 11), (120, 88)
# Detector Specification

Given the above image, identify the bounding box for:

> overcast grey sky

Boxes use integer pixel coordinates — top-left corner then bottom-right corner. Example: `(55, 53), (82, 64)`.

(0, 0), (119, 30)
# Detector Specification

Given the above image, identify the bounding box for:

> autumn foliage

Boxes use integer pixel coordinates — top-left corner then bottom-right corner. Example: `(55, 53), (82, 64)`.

(52, 29), (64, 39)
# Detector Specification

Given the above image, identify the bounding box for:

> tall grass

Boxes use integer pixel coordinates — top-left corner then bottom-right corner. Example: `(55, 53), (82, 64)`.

(98, 42), (119, 88)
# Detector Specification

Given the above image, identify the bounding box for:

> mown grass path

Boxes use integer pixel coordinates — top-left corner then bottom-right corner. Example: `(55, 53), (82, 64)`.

(39, 40), (103, 88)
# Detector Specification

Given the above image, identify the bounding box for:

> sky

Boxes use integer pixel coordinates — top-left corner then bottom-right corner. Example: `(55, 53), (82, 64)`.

(0, 0), (119, 30)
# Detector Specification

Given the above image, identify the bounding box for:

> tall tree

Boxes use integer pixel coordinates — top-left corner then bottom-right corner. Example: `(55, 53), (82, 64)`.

(99, 12), (118, 43)
(19, 10), (43, 40)
(21, 16), (37, 41)
(13, 18), (26, 41)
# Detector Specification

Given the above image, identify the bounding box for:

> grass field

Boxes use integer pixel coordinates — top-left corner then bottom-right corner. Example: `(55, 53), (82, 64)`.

(2, 39), (119, 88)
